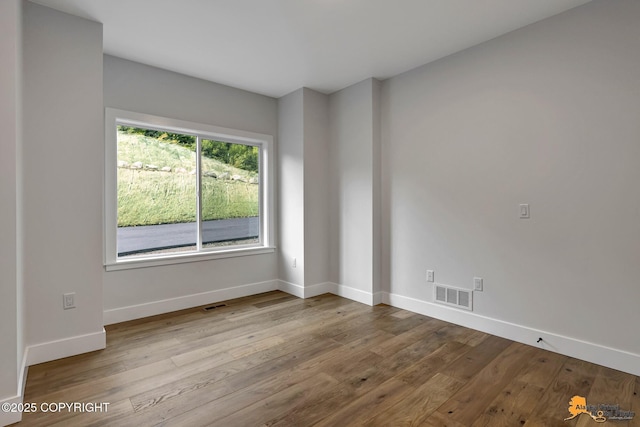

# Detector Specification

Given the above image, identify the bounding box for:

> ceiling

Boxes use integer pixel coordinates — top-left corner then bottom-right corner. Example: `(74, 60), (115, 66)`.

(31, 0), (593, 98)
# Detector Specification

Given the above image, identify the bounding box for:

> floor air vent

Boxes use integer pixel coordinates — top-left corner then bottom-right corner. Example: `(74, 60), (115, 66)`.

(203, 303), (227, 312)
(434, 284), (472, 311)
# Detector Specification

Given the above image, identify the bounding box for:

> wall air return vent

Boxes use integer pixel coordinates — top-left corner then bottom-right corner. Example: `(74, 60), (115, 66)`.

(434, 284), (472, 311)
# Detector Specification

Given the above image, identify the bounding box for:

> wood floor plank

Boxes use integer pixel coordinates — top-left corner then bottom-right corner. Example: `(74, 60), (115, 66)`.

(172, 295), (354, 344)
(17, 291), (640, 427)
(129, 335), (340, 416)
(227, 335), (286, 359)
(341, 331), (466, 396)
(222, 295), (312, 321)
(169, 317), (306, 367)
(631, 378), (640, 425)
(470, 380), (545, 427)
(378, 312), (431, 335)
(129, 330), (392, 426)
(513, 349), (568, 389)
(369, 317), (448, 357)
(468, 349), (569, 426)
(523, 357), (599, 426)
(435, 342), (538, 425)
(397, 340), (471, 387)
(228, 293), (345, 319)
(287, 331), (395, 399)
(24, 358), (175, 402)
(48, 399), (134, 427)
(435, 323), (488, 347)
(170, 300), (367, 366)
(24, 358), (128, 397)
(252, 294), (299, 308)
(267, 382), (356, 426)
(438, 334), (512, 382)
(391, 309), (417, 319)
(575, 365), (635, 427)
(207, 373), (339, 427)
(22, 359), (176, 425)
(312, 378), (418, 427)
(157, 294), (342, 346)
(363, 373), (463, 426)
(421, 410), (468, 427)
(133, 359), (341, 427)
(90, 329), (357, 425)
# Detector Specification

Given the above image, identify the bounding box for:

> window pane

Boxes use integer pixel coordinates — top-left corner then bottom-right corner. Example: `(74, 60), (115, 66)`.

(200, 139), (260, 248)
(116, 126), (197, 257)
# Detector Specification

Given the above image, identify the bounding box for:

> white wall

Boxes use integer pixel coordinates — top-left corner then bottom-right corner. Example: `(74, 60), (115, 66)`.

(0, 0), (22, 403)
(371, 80), (382, 297)
(277, 88), (331, 289)
(382, 0), (640, 368)
(8, 0), (639, 389)
(329, 79), (381, 297)
(277, 89), (305, 286)
(23, 1), (104, 356)
(103, 56), (277, 137)
(303, 89), (330, 287)
(103, 56), (279, 318)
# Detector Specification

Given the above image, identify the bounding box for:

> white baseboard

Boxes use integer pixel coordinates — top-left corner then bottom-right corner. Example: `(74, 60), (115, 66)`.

(103, 279), (279, 325)
(5, 329), (104, 424)
(0, 351), (28, 427)
(0, 393), (24, 427)
(19, 350), (28, 398)
(372, 291), (384, 306)
(383, 292), (640, 377)
(303, 282), (336, 298)
(332, 283), (376, 306)
(277, 280), (305, 298)
(276, 280), (335, 298)
(277, 280), (378, 306)
(26, 328), (106, 366)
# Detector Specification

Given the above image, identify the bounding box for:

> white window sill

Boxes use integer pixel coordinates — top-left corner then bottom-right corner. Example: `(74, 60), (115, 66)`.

(104, 246), (276, 271)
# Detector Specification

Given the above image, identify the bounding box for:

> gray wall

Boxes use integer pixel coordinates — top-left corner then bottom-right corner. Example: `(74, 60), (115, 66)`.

(303, 88), (330, 287)
(0, 0), (23, 403)
(23, 1), (104, 350)
(103, 56), (279, 313)
(329, 79), (381, 295)
(103, 56), (277, 136)
(381, 0), (640, 358)
(6, 0), (640, 391)
(277, 89), (305, 286)
(277, 88), (331, 289)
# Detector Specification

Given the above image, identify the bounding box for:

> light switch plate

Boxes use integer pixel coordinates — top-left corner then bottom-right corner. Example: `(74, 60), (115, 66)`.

(426, 270), (434, 282)
(63, 292), (76, 309)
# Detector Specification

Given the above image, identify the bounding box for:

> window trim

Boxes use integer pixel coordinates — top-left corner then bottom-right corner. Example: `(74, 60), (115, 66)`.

(104, 108), (275, 271)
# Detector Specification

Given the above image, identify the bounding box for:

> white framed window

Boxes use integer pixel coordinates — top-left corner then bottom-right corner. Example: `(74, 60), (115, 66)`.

(104, 108), (275, 270)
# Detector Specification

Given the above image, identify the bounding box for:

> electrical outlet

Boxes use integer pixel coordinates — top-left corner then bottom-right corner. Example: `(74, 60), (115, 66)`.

(63, 292), (76, 310)
(473, 277), (483, 292)
(426, 270), (435, 282)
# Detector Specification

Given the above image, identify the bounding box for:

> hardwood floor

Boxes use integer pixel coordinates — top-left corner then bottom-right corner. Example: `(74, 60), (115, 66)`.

(17, 291), (639, 426)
